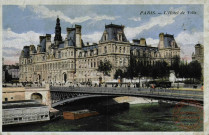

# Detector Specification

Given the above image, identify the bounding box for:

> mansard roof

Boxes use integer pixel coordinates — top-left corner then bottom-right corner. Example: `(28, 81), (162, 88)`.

(67, 28), (76, 46)
(22, 46), (30, 57)
(82, 44), (98, 51)
(58, 42), (65, 48)
(131, 45), (158, 52)
(40, 38), (46, 52)
(163, 34), (178, 48)
(195, 43), (203, 47)
(100, 23), (128, 42)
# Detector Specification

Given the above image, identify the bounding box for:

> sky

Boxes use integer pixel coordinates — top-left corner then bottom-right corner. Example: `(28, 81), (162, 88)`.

(2, 5), (203, 65)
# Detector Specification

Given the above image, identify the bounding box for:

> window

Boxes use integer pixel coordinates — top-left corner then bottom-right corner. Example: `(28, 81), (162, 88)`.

(14, 118), (18, 121)
(119, 47), (121, 53)
(104, 34), (108, 41)
(123, 47), (126, 53)
(79, 52), (82, 57)
(119, 35), (122, 41)
(120, 58), (122, 66)
(104, 46), (107, 54)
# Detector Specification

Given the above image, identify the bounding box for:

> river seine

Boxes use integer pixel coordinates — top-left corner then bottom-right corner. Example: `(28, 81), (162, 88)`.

(3, 97), (203, 132)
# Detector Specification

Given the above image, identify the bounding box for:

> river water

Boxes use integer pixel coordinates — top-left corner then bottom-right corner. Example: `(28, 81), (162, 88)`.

(3, 97), (203, 132)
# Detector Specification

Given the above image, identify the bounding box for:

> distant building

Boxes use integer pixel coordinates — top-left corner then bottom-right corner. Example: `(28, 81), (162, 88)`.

(3, 64), (19, 82)
(19, 17), (180, 85)
(192, 43), (204, 70)
(8, 69), (19, 79)
(2, 58), (5, 82)
(2, 71), (5, 83)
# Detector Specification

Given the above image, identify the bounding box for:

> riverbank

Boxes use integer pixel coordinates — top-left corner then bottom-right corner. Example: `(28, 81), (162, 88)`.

(114, 96), (158, 104)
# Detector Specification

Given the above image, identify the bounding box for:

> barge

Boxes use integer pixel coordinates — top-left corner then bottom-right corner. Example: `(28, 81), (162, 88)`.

(63, 109), (99, 120)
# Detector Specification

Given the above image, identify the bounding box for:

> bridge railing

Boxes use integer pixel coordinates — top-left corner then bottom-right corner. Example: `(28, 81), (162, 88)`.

(50, 86), (203, 100)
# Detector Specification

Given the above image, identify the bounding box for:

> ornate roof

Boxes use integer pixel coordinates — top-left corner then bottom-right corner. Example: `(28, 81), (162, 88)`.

(100, 23), (128, 42)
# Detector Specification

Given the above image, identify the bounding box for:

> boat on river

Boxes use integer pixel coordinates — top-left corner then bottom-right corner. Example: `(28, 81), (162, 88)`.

(63, 109), (99, 120)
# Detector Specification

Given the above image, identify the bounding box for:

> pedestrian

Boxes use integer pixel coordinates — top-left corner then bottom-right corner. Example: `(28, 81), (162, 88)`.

(151, 84), (155, 94)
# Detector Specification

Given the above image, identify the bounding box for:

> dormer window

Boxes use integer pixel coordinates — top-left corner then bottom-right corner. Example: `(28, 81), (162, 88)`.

(103, 33), (108, 41)
(117, 32), (122, 41)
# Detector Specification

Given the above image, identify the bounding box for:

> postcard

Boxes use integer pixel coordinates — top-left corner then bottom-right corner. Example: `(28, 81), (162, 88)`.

(1, 0), (208, 135)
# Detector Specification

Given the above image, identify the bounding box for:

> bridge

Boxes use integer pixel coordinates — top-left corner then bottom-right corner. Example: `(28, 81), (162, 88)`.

(50, 87), (203, 107)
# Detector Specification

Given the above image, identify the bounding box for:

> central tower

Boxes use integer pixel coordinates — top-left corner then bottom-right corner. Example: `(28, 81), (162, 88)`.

(54, 17), (62, 42)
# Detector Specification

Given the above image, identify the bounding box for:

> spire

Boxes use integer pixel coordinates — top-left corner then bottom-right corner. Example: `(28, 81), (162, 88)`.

(54, 16), (62, 42)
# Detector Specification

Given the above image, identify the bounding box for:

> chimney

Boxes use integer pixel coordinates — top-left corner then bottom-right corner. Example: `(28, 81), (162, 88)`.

(140, 38), (146, 46)
(75, 24), (82, 48)
(39, 36), (45, 44)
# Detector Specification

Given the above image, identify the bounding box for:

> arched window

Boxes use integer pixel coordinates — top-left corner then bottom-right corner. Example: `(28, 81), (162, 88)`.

(123, 47), (126, 53)
(119, 47), (121, 53)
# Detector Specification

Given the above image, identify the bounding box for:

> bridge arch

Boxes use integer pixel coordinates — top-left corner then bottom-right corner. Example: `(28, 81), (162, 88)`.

(52, 95), (115, 107)
(31, 93), (43, 103)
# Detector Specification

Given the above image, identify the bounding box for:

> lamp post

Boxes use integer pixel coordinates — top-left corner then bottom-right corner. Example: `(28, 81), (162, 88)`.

(138, 73), (141, 89)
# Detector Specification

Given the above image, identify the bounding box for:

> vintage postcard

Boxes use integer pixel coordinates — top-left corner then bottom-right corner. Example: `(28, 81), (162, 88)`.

(1, 0), (208, 135)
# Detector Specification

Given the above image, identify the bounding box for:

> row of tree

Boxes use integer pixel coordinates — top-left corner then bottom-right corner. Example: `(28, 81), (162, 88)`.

(97, 55), (203, 83)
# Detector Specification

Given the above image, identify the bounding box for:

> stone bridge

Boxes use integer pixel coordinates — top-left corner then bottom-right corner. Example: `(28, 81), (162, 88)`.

(50, 87), (203, 107)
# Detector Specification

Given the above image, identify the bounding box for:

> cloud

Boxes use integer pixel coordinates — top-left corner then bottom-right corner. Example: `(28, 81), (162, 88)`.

(3, 28), (42, 64)
(146, 38), (158, 47)
(125, 6), (186, 40)
(2, 27), (103, 64)
(175, 31), (203, 62)
(175, 31), (203, 45)
(3, 28), (41, 49)
(82, 31), (103, 44)
(18, 5), (26, 11)
(128, 17), (141, 21)
(30, 5), (119, 24)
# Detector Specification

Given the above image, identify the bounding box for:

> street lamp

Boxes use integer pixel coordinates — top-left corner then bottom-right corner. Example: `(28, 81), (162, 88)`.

(138, 73), (141, 89)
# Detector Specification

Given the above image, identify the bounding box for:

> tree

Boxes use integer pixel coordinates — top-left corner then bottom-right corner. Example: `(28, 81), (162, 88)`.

(114, 69), (124, 79)
(188, 60), (202, 82)
(124, 55), (137, 79)
(97, 60), (112, 76)
(171, 56), (180, 77)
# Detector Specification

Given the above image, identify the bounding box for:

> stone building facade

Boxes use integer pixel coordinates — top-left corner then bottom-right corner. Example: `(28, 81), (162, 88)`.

(19, 17), (180, 85)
